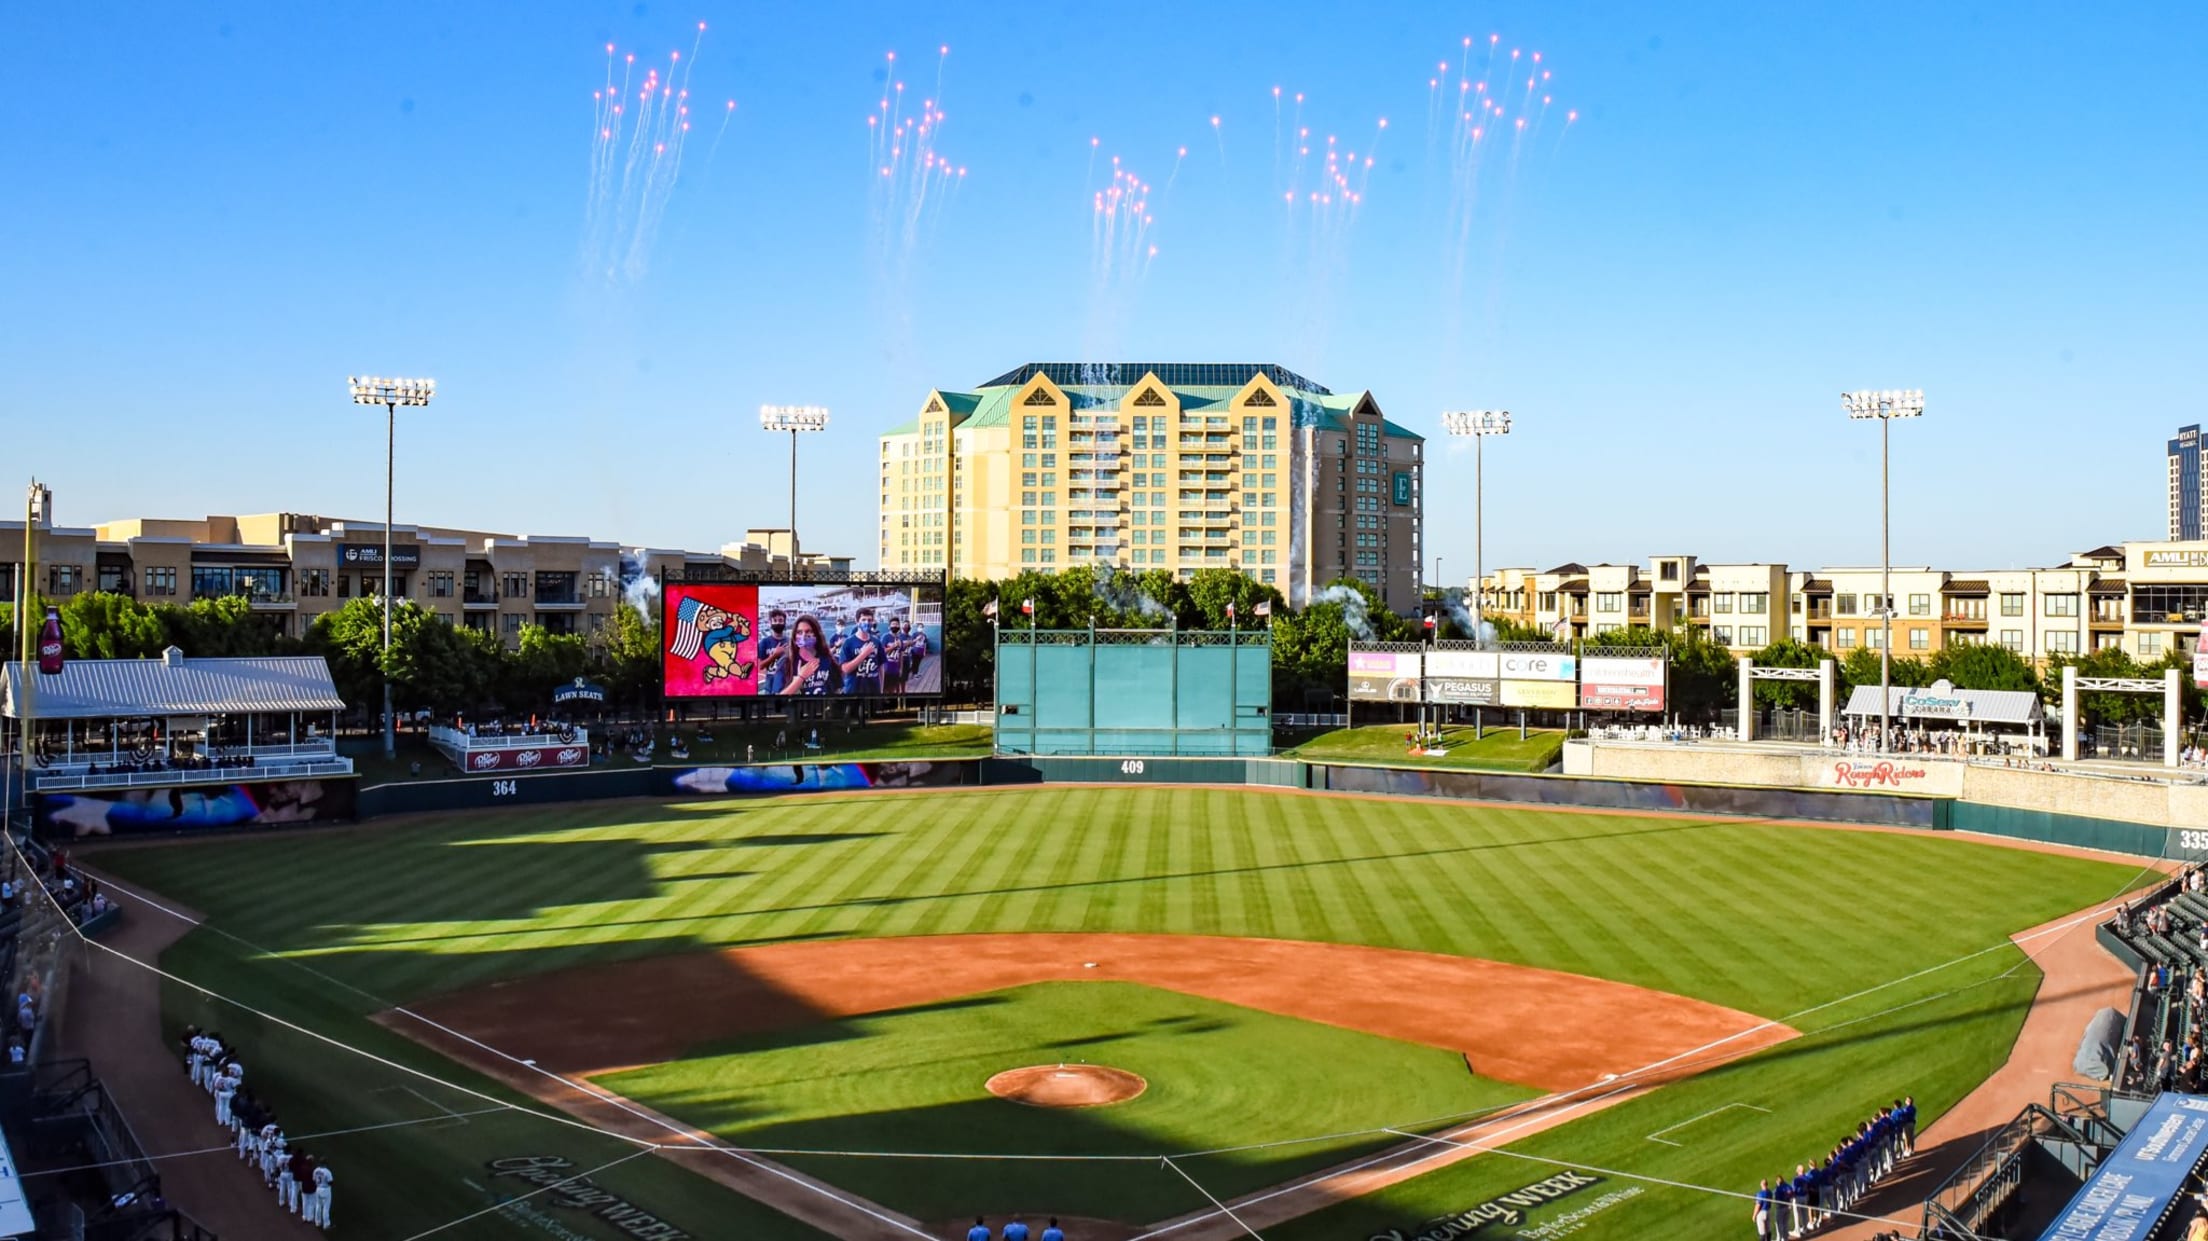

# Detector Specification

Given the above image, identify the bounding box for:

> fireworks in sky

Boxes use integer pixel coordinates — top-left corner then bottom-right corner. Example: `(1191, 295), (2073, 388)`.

(1269, 86), (1389, 360)
(582, 21), (732, 284)
(867, 46), (966, 271)
(1426, 32), (1579, 361)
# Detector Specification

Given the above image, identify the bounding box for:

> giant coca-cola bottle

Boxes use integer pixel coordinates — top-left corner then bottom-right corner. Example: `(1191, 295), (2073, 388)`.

(36, 606), (64, 675)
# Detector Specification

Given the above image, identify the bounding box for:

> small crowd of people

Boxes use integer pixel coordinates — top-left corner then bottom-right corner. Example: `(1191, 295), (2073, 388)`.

(966, 1216), (1066, 1241)
(181, 1027), (334, 1229)
(2179, 745), (2208, 770)
(1594, 723), (1728, 744)
(1751, 1099), (1916, 1240)
(2, 845), (113, 930)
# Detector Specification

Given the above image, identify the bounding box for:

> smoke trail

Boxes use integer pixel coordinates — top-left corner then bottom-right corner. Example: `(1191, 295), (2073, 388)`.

(1092, 571), (1171, 625)
(1311, 584), (1374, 641)
(617, 552), (659, 624)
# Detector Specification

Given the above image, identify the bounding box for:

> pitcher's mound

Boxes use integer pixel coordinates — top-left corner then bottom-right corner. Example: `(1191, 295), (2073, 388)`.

(985, 1064), (1147, 1108)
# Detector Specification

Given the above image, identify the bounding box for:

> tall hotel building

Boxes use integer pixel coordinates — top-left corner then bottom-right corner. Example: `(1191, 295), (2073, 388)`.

(876, 363), (1426, 611)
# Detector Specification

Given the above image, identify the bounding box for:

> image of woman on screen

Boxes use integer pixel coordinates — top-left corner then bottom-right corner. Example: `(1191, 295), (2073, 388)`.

(774, 614), (837, 696)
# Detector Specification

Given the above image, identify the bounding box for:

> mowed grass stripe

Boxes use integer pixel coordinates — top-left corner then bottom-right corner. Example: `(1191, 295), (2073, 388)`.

(97, 788), (2155, 1018)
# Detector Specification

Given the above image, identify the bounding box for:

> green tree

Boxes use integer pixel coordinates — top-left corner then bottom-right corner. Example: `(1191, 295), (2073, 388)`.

(158, 595), (282, 656)
(2045, 646), (2156, 727)
(1745, 637), (1826, 710)
(941, 577), (998, 701)
(303, 598), (390, 713)
(1185, 568), (1284, 630)
(1839, 646), (1931, 702)
(57, 591), (171, 660)
(591, 603), (662, 710)
(506, 625), (591, 712)
(1924, 642), (2041, 694)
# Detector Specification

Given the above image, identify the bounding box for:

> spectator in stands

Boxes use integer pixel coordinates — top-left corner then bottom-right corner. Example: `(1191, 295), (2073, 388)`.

(2158, 1040), (2178, 1093)
(2124, 1035), (2146, 1090)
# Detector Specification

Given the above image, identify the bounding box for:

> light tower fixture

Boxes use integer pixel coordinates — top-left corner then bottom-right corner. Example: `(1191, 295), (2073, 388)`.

(1441, 410), (1512, 646)
(1840, 388), (1925, 754)
(348, 375), (436, 761)
(760, 404), (831, 579)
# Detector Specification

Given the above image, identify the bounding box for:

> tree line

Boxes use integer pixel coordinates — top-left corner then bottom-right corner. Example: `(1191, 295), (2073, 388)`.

(8, 580), (2198, 730)
(2, 592), (658, 721)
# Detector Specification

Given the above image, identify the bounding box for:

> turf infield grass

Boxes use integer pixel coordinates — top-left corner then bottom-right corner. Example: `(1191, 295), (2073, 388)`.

(96, 787), (2156, 1240)
(597, 980), (1539, 1222)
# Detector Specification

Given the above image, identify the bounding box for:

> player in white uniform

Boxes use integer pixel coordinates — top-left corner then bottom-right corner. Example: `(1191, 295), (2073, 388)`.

(274, 1138), (296, 1209)
(213, 1067), (236, 1128)
(263, 1129), (286, 1188)
(309, 1163), (334, 1228)
(185, 1033), (205, 1087)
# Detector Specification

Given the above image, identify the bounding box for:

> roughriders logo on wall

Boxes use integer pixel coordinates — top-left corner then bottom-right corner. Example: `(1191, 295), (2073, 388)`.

(1829, 760), (1931, 788)
(1369, 1172), (1609, 1240)
(485, 1157), (691, 1240)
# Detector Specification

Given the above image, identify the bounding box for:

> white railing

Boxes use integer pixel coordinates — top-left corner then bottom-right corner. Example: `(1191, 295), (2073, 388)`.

(1277, 713), (1350, 729)
(29, 758), (354, 792)
(429, 724), (589, 752)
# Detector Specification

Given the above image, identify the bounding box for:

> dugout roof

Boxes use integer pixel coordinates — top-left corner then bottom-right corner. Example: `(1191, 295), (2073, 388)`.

(2, 648), (347, 720)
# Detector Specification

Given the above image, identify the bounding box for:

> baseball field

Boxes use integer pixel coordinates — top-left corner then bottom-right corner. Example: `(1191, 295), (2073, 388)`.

(89, 785), (2155, 1241)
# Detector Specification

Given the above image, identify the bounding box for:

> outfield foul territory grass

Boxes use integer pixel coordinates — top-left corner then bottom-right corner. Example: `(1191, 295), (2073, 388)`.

(599, 980), (1537, 1222)
(94, 787), (2157, 1240)
(1281, 724), (1567, 772)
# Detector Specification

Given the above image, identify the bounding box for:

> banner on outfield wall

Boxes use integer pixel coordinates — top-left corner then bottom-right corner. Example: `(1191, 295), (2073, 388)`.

(1349, 651), (1425, 702)
(461, 746), (590, 773)
(1811, 757), (1966, 797)
(664, 761), (970, 796)
(36, 777), (359, 838)
(1580, 657), (1666, 713)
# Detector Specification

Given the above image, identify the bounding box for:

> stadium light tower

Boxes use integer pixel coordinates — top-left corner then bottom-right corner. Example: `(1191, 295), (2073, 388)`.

(760, 405), (830, 580)
(348, 375), (436, 760)
(1841, 388), (1925, 754)
(1441, 410), (1511, 646)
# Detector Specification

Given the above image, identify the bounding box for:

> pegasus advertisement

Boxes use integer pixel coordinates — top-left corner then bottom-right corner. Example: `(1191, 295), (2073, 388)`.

(661, 582), (944, 699)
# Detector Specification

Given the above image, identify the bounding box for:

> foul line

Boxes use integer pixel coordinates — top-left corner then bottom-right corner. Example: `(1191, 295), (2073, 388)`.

(1644, 1102), (1770, 1148)
(1161, 1157), (1266, 1241)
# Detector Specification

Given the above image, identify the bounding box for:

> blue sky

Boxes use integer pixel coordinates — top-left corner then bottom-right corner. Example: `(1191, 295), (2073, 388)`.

(2, 1), (2201, 581)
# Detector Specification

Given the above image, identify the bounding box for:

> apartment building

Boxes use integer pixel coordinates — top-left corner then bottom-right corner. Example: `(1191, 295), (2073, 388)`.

(1, 489), (837, 644)
(878, 362), (1426, 611)
(1477, 541), (2208, 666)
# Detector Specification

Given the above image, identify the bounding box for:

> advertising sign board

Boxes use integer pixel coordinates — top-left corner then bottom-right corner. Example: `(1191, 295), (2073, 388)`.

(1348, 650), (1423, 702)
(1501, 680), (1578, 710)
(1581, 656), (1666, 712)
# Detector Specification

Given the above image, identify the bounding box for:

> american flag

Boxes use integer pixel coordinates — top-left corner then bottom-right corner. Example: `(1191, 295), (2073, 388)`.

(983, 599), (999, 619)
(669, 596), (710, 660)
(1254, 600), (1272, 618)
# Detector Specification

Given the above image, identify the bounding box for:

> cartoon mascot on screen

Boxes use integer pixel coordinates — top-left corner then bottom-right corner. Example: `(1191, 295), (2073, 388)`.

(672, 596), (755, 685)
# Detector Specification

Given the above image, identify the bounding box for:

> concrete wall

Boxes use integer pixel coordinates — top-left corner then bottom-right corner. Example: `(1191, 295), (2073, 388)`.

(1566, 741), (1966, 797)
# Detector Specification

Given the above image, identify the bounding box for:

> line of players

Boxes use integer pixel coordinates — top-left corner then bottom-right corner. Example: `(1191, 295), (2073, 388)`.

(184, 1027), (334, 1230)
(755, 606), (929, 697)
(1752, 1098), (1915, 1240)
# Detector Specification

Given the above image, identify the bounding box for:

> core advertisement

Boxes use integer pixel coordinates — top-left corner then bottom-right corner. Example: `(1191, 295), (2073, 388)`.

(662, 582), (944, 699)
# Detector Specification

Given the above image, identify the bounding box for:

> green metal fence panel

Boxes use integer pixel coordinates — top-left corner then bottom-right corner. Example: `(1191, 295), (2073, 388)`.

(994, 630), (1271, 756)
(1945, 802), (2192, 860)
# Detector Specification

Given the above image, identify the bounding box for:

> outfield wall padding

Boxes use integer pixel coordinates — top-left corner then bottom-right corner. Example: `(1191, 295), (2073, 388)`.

(1315, 765), (1943, 827)
(358, 768), (659, 817)
(1944, 802), (2208, 861)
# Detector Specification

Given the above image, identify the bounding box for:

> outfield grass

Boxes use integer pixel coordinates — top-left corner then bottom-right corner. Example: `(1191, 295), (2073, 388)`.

(600, 980), (1537, 1221)
(1281, 724), (1567, 772)
(95, 788), (2156, 1239)
(349, 721), (996, 786)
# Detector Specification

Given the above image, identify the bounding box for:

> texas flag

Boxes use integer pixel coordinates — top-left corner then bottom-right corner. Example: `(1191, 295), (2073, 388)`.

(1423, 614), (1438, 631)
(1226, 602), (1237, 622)
(1021, 598), (1035, 617)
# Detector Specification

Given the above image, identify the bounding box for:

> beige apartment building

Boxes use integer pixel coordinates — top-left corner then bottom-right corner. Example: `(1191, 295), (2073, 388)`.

(878, 362), (1426, 612)
(1478, 541), (2208, 667)
(1, 486), (840, 644)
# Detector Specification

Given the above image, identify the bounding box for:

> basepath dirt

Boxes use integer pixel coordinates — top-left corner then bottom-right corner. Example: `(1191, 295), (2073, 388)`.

(386, 933), (1796, 1240)
(985, 1065), (1147, 1108)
